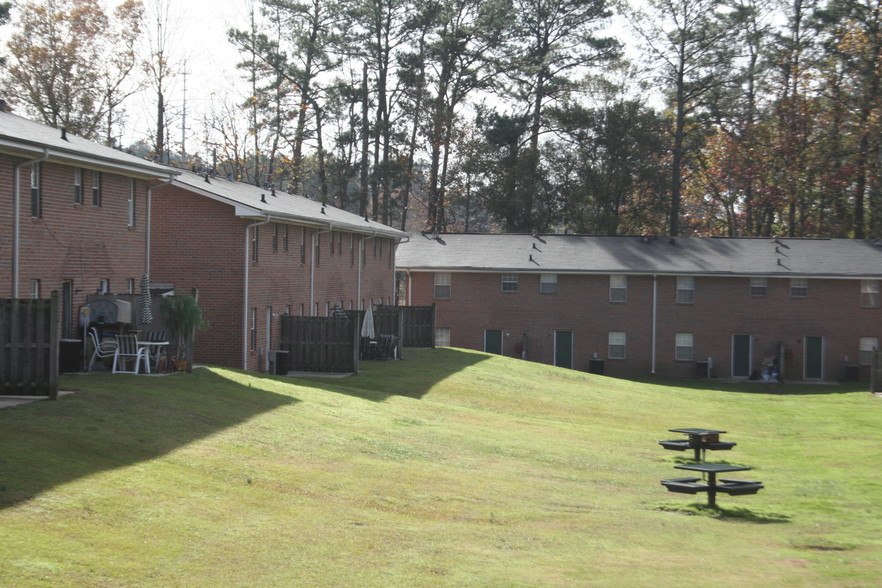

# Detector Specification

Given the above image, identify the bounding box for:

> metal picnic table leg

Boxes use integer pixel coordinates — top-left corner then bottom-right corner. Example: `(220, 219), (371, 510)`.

(707, 472), (717, 507)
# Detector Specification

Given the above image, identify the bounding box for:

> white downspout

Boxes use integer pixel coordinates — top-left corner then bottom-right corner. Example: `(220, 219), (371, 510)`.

(243, 216), (271, 369)
(12, 149), (49, 297)
(358, 232), (377, 309)
(146, 175), (175, 276)
(310, 225), (334, 316)
(650, 274), (658, 375)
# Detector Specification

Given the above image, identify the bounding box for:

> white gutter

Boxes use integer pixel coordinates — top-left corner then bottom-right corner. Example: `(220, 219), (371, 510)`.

(146, 175), (175, 276)
(358, 232), (378, 309)
(243, 215), (272, 369)
(649, 274), (658, 375)
(12, 148), (49, 297)
(310, 224), (335, 315)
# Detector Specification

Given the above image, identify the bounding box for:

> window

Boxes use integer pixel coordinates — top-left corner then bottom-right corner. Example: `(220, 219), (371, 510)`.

(251, 225), (259, 262)
(250, 307), (257, 350)
(272, 224), (279, 252)
(330, 230), (336, 254)
(350, 234), (355, 266)
(790, 278), (808, 298)
(501, 273), (519, 292)
(435, 327), (451, 347)
(750, 277), (768, 296)
(608, 331), (626, 359)
(861, 280), (879, 308)
(540, 274), (557, 293)
(676, 276), (694, 304)
(74, 168), (83, 204)
(30, 163), (41, 218)
(859, 337), (879, 365)
(98, 279), (109, 294)
(126, 278), (135, 294)
(434, 272), (451, 299)
(610, 274), (627, 303)
(92, 171), (102, 206)
(675, 333), (694, 361)
(127, 178), (136, 226)
(30, 279), (40, 299)
(300, 228), (307, 264)
(282, 225), (289, 251)
(315, 232), (321, 265)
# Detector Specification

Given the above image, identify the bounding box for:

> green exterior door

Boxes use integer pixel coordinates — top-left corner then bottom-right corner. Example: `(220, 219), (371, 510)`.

(732, 334), (752, 378)
(485, 329), (502, 355)
(554, 331), (573, 369)
(805, 336), (824, 379)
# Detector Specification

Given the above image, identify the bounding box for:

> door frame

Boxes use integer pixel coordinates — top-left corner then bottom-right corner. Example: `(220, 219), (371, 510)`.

(731, 334), (752, 378)
(804, 335), (824, 379)
(484, 329), (502, 355)
(554, 330), (573, 369)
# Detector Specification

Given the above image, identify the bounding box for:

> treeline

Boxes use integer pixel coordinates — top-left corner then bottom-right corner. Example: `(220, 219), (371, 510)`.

(2, 0), (881, 238)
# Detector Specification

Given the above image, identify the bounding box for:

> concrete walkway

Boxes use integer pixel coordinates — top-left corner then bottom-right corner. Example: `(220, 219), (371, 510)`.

(0, 391), (75, 410)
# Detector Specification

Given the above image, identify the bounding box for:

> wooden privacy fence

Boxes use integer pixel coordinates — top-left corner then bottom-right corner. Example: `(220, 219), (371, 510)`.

(0, 293), (59, 398)
(279, 314), (359, 373)
(377, 304), (435, 348)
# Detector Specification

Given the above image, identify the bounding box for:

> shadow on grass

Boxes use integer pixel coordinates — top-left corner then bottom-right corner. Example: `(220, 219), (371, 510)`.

(288, 347), (491, 402)
(631, 376), (868, 396)
(657, 503), (792, 523)
(0, 368), (297, 510)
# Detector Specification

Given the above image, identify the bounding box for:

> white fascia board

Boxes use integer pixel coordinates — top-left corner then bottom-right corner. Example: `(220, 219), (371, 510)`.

(0, 138), (176, 179)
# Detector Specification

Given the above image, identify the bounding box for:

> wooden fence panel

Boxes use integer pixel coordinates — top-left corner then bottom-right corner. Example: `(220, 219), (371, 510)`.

(279, 315), (358, 373)
(0, 293), (59, 397)
(400, 304), (435, 348)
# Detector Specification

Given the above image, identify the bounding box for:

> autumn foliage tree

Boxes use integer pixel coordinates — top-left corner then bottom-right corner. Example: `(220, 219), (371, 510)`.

(3, 0), (144, 143)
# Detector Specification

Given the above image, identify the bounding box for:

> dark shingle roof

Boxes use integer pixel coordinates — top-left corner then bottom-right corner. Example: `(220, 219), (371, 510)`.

(396, 233), (882, 278)
(0, 110), (175, 178)
(172, 170), (407, 239)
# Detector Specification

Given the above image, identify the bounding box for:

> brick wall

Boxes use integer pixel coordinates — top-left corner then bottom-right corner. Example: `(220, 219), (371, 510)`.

(151, 184), (397, 370)
(406, 270), (881, 381)
(1, 153), (149, 335)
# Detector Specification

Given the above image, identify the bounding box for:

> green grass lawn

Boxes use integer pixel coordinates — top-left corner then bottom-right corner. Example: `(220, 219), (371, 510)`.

(1, 348), (880, 586)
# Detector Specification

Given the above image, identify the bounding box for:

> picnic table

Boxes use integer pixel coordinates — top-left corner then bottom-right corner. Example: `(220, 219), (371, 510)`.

(658, 427), (737, 462)
(661, 462), (763, 507)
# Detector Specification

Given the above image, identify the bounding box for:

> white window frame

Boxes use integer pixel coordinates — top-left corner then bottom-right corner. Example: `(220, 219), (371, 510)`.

(675, 333), (694, 361)
(126, 278), (135, 294)
(540, 274), (557, 293)
(501, 273), (519, 292)
(790, 278), (808, 298)
(861, 280), (879, 308)
(74, 168), (83, 204)
(859, 337), (879, 365)
(92, 171), (101, 206)
(435, 327), (450, 347)
(676, 276), (694, 304)
(609, 274), (627, 303)
(30, 162), (41, 218)
(98, 279), (109, 294)
(127, 178), (136, 227)
(750, 277), (768, 296)
(608, 331), (626, 360)
(30, 279), (41, 299)
(434, 272), (451, 299)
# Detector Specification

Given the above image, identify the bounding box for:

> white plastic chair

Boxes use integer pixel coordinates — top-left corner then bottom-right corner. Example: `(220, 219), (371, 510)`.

(112, 334), (150, 374)
(88, 328), (117, 371)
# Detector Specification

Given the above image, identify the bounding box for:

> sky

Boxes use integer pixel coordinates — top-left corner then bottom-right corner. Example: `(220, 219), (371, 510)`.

(121, 0), (251, 149)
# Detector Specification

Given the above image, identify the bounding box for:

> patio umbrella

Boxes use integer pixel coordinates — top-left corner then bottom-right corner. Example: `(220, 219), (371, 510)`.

(361, 305), (375, 339)
(139, 274), (153, 326)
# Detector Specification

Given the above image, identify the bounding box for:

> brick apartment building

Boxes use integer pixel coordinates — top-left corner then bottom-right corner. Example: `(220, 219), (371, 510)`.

(0, 109), (178, 339)
(397, 233), (882, 381)
(151, 170), (407, 371)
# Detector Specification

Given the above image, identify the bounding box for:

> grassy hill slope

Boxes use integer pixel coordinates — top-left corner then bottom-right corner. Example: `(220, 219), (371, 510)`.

(1, 348), (880, 586)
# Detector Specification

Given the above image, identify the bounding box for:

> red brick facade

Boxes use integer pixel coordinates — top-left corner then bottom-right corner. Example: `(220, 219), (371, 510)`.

(404, 270), (881, 381)
(150, 184), (399, 370)
(1, 152), (154, 337)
